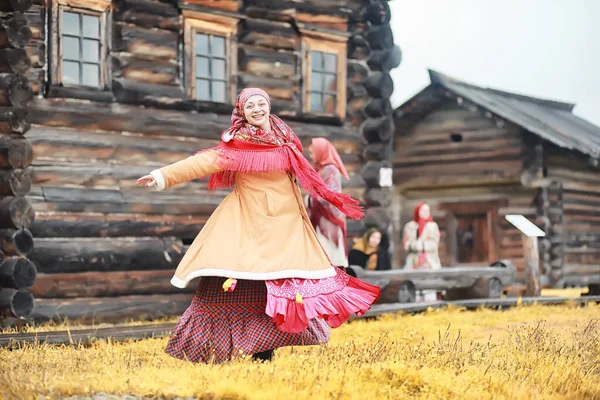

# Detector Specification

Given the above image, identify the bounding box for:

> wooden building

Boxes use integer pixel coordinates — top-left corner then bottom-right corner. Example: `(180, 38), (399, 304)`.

(0, 0), (401, 322)
(391, 70), (600, 294)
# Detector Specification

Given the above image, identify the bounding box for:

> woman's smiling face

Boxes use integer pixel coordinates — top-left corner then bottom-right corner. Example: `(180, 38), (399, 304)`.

(243, 95), (270, 129)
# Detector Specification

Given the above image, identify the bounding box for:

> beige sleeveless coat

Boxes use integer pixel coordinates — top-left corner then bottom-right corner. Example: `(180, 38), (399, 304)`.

(151, 151), (336, 288)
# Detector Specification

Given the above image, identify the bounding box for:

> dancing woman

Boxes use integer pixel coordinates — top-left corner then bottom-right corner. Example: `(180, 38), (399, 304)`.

(306, 138), (350, 269)
(137, 88), (380, 364)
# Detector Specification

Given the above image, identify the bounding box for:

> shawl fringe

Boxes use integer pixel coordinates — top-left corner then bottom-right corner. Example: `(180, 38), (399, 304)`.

(197, 139), (364, 220)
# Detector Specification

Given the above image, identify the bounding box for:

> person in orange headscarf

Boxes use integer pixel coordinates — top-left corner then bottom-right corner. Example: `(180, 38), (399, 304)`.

(306, 138), (350, 269)
(136, 88), (379, 364)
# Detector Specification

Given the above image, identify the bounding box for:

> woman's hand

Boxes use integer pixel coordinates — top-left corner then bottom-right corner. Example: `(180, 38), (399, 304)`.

(136, 175), (157, 188)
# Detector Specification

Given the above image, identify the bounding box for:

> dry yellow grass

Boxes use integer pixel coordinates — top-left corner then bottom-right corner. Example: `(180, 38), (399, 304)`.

(1, 303), (599, 400)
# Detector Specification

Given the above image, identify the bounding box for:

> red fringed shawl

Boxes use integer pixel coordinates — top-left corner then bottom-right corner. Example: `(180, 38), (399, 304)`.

(197, 87), (364, 220)
(200, 138), (364, 220)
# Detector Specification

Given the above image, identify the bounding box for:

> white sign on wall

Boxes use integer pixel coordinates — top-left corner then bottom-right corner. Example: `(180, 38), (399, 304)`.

(379, 167), (393, 187)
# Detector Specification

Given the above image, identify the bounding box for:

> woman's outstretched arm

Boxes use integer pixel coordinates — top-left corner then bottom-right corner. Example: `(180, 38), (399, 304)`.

(137, 150), (223, 191)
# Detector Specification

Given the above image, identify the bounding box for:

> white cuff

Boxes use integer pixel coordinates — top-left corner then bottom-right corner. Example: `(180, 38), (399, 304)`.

(150, 169), (166, 191)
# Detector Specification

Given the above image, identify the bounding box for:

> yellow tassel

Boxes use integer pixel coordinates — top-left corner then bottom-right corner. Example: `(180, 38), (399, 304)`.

(223, 278), (237, 292)
(295, 292), (303, 304)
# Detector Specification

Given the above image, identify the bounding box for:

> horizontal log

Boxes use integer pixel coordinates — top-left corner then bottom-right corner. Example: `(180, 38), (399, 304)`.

(113, 23), (178, 60)
(347, 83), (367, 101)
(29, 237), (186, 274)
(28, 126), (218, 164)
(0, 288), (34, 318)
(401, 127), (520, 148)
(347, 97), (367, 119)
(362, 142), (391, 162)
(0, 196), (34, 229)
(0, 107), (30, 134)
(394, 148), (522, 169)
(246, 0), (352, 17)
(45, 85), (114, 103)
(364, 98), (392, 118)
(0, 12), (31, 49)
(0, 0), (32, 13)
(0, 167), (30, 196)
(364, 71), (393, 99)
(562, 263), (600, 277)
(364, 187), (391, 207)
(0, 134), (33, 168)
(238, 46), (296, 79)
(347, 60), (369, 85)
(31, 293), (193, 323)
(31, 162), (207, 191)
(30, 212), (206, 238)
(28, 185), (225, 215)
(32, 269), (195, 298)
(365, 24), (394, 51)
(0, 73), (32, 107)
(363, 1), (391, 25)
(0, 322), (178, 346)
(237, 73), (296, 102)
(393, 161), (522, 189)
(181, 0), (241, 12)
(0, 256), (36, 289)
(394, 137), (522, 161)
(240, 19), (296, 50)
(114, 0), (180, 32)
(368, 45), (402, 73)
(361, 160), (391, 188)
(112, 54), (179, 86)
(348, 34), (370, 61)
(112, 78), (185, 105)
(29, 99), (353, 141)
(23, 6), (44, 40)
(360, 116), (393, 143)
(0, 228), (33, 256)
(0, 48), (30, 73)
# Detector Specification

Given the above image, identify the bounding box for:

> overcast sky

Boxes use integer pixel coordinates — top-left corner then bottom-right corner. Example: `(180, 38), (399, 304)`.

(389, 0), (600, 127)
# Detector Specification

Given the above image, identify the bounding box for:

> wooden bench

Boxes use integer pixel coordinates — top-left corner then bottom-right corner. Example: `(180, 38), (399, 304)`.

(348, 260), (516, 303)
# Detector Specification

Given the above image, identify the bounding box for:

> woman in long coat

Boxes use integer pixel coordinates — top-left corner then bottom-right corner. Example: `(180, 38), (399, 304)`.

(137, 88), (379, 364)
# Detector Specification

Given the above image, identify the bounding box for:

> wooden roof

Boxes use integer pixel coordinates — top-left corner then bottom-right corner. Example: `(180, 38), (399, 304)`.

(395, 69), (600, 163)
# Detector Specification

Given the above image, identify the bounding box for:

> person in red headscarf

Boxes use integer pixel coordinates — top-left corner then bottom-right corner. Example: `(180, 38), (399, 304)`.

(137, 88), (380, 364)
(402, 202), (441, 301)
(306, 138), (350, 269)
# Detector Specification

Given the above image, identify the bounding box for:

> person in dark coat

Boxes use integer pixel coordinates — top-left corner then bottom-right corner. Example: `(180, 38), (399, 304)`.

(347, 228), (392, 273)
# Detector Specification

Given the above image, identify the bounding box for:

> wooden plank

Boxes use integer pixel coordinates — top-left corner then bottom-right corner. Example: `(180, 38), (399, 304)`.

(0, 323), (178, 347)
(29, 99), (353, 140)
(31, 293), (194, 323)
(29, 212), (206, 238)
(29, 237), (187, 274)
(397, 127), (521, 147)
(28, 126), (219, 165)
(5, 296), (600, 347)
(31, 162), (210, 192)
(394, 136), (521, 158)
(393, 146), (522, 166)
(113, 23), (178, 61)
(27, 186), (224, 215)
(31, 270), (195, 298)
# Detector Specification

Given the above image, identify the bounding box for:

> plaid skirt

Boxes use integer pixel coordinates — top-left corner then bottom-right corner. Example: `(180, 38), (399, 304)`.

(165, 276), (330, 364)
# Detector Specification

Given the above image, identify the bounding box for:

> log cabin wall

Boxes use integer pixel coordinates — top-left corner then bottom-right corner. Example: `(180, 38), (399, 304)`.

(546, 147), (600, 289)
(0, 0), (401, 322)
(347, 1), (401, 252)
(0, 0), (38, 324)
(392, 96), (537, 282)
